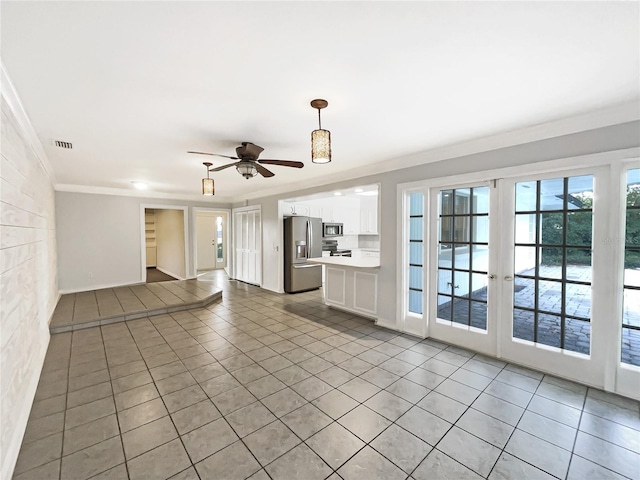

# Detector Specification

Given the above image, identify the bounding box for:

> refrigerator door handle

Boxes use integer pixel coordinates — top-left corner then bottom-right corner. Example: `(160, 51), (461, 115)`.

(307, 220), (311, 258)
(292, 264), (321, 269)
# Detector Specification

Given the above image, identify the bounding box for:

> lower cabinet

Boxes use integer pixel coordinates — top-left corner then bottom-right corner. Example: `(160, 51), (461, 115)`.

(324, 266), (378, 318)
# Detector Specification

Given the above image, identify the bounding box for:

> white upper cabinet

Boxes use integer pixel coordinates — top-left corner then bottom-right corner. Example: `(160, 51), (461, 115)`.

(359, 195), (379, 234)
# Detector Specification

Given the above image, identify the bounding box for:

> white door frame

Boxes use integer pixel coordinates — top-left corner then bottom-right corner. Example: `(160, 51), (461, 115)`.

(193, 207), (231, 275)
(140, 204), (189, 281)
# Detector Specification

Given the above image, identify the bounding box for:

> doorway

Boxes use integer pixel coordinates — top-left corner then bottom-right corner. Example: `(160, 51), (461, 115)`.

(195, 210), (228, 274)
(141, 205), (189, 282)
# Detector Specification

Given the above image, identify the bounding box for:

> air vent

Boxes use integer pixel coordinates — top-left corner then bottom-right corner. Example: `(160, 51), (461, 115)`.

(54, 140), (72, 149)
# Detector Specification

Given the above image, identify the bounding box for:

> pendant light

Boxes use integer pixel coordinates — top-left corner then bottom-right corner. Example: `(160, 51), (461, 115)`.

(310, 99), (331, 164)
(202, 162), (214, 195)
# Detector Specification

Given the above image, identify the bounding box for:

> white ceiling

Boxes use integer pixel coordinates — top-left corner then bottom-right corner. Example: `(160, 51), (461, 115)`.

(2, 2), (638, 202)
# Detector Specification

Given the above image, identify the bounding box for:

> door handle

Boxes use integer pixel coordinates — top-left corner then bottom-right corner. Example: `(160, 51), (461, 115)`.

(504, 275), (513, 281)
(293, 264), (320, 269)
(488, 274), (496, 280)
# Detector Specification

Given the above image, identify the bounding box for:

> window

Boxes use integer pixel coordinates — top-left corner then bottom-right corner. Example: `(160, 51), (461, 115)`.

(622, 168), (640, 366)
(408, 192), (424, 314)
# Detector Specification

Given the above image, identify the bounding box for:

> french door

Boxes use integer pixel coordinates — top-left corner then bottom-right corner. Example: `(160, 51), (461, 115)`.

(425, 168), (607, 387)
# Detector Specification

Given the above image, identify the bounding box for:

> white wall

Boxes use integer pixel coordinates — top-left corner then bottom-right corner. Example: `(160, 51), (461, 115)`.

(155, 209), (185, 279)
(1, 79), (58, 479)
(56, 193), (231, 292)
(252, 121), (640, 327)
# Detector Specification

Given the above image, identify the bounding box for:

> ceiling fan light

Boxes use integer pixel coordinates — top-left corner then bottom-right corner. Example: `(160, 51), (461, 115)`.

(311, 129), (331, 164)
(236, 162), (257, 179)
(202, 177), (214, 195)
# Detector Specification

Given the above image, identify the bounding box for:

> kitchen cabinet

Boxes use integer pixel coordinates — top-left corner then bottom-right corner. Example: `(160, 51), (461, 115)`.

(359, 196), (379, 234)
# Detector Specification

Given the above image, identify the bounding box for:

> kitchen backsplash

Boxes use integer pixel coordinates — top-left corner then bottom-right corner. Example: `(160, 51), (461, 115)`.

(337, 235), (380, 250)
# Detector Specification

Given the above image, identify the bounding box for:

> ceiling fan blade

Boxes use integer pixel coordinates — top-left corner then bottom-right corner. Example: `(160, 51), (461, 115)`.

(255, 163), (275, 178)
(209, 162), (239, 172)
(187, 151), (239, 160)
(258, 159), (304, 168)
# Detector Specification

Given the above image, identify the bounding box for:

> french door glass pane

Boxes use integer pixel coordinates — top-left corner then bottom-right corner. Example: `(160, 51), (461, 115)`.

(408, 192), (424, 315)
(437, 186), (488, 330)
(513, 175), (594, 354)
(622, 168), (640, 365)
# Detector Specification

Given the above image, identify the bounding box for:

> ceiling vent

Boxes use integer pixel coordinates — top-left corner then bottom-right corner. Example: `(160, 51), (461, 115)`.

(54, 140), (72, 149)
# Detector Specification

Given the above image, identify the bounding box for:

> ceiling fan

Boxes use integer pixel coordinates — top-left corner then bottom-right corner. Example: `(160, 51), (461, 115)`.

(188, 142), (304, 179)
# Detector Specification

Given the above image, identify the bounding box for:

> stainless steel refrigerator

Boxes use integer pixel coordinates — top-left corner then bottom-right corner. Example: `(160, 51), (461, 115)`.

(284, 216), (323, 293)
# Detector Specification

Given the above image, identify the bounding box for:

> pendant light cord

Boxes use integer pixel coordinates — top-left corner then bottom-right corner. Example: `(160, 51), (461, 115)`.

(317, 108), (322, 130)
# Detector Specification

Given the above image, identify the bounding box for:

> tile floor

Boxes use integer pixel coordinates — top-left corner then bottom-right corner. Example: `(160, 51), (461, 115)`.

(14, 272), (640, 480)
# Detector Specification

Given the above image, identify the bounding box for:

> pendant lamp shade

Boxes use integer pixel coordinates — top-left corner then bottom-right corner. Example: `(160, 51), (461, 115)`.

(310, 99), (331, 164)
(202, 162), (214, 195)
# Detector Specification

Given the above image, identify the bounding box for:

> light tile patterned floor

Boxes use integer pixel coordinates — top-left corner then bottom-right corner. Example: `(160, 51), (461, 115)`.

(14, 271), (640, 479)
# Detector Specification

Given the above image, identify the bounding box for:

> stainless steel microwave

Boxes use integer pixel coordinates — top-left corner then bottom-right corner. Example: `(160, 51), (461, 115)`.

(322, 223), (343, 237)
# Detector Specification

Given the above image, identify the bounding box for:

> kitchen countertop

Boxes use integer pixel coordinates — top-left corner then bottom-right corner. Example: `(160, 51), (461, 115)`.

(308, 257), (380, 269)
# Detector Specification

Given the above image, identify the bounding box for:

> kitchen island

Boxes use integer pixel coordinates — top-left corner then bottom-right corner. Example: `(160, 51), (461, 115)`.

(308, 256), (380, 319)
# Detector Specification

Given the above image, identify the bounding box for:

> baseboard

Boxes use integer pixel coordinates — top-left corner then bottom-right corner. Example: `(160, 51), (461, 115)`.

(155, 266), (185, 281)
(59, 280), (145, 294)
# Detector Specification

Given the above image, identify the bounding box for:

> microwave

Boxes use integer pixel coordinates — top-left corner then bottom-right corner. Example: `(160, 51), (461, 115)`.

(323, 223), (343, 237)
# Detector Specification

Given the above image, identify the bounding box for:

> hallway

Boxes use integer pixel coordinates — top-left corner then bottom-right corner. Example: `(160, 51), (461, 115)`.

(14, 271), (640, 480)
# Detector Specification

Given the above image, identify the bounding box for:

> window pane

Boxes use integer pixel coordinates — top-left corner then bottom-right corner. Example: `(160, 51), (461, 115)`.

(514, 246), (536, 276)
(438, 269), (452, 295)
(565, 283), (591, 320)
(540, 212), (563, 245)
(452, 298), (470, 326)
(537, 314), (562, 348)
(567, 175), (594, 210)
(566, 248), (592, 283)
(623, 289), (640, 328)
(409, 242), (423, 266)
(454, 217), (469, 243)
(515, 181), (537, 212)
(440, 217), (453, 244)
(566, 211), (592, 246)
(515, 213), (536, 244)
(470, 273), (488, 301)
(453, 270), (469, 298)
(622, 328), (640, 366)
(472, 187), (490, 214)
(409, 290), (422, 315)
(472, 216), (489, 243)
(626, 210), (640, 246)
(513, 308), (535, 342)
(471, 245), (489, 272)
(410, 192), (424, 215)
(624, 250), (640, 287)
(470, 301), (487, 330)
(565, 318), (590, 355)
(540, 178), (564, 211)
(441, 190), (454, 215)
(514, 277), (535, 309)
(438, 244), (452, 268)
(410, 218), (423, 240)
(409, 266), (422, 291)
(539, 247), (563, 278)
(453, 245), (470, 270)
(438, 295), (452, 320)
(455, 189), (470, 215)
(538, 280), (562, 314)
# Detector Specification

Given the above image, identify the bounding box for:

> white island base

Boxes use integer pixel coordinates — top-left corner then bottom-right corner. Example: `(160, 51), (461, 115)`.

(308, 257), (380, 319)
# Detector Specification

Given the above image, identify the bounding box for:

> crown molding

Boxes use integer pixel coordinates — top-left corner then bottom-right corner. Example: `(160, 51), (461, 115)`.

(54, 183), (234, 204)
(236, 101), (640, 203)
(1, 62), (57, 184)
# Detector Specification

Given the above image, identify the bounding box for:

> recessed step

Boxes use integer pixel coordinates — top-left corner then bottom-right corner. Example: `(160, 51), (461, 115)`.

(50, 279), (223, 334)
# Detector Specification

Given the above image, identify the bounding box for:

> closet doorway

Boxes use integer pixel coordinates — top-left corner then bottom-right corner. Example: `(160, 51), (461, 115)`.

(141, 205), (189, 282)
